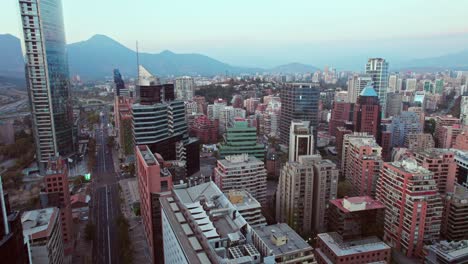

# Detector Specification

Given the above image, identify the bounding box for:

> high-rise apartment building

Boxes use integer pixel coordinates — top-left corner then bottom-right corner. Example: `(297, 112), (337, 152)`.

(406, 78), (417, 92)
(343, 136), (383, 196)
(389, 111), (423, 147)
(289, 120), (314, 162)
(329, 101), (354, 136)
(347, 74), (373, 104)
(404, 133), (435, 151)
(132, 68), (199, 176)
(434, 115), (460, 147)
(41, 157), (73, 250)
(414, 148), (457, 194)
(279, 83), (319, 146)
(218, 119), (265, 160)
(376, 159), (443, 258)
(276, 155), (338, 236)
(214, 154), (267, 204)
(174, 76), (195, 101)
(189, 115), (218, 144)
(442, 184), (468, 241)
(353, 85), (381, 140)
(365, 58), (389, 109)
(22, 208), (65, 264)
(135, 145), (173, 263)
(19, 0), (74, 173)
(113, 69), (129, 96)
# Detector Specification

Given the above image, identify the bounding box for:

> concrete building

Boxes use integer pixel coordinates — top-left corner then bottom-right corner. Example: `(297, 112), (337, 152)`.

(276, 155), (338, 236)
(425, 240), (468, 264)
(376, 159), (443, 258)
(22, 208), (64, 264)
(347, 74), (373, 104)
(227, 190), (266, 228)
(404, 133), (435, 151)
(329, 101), (354, 137)
(328, 196), (385, 240)
(0, 176), (28, 264)
(189, 115), (218, 144)
(289, 120), (314, 162)
(340, 133), (374, 173)
(252, 223), (317, 263)
(135, 145), (173, 263)
(385, 92), (402, 117)
(389, 112), (423, 148)
(174, 76), (195, 101)
(279, 83), (320, 146)
(19, 0), (74, 173)
(442, 185), (468, 241)
(365, 58), (389, 109)
(160, 181), (316, 263)
(40, 157), (73, 253)
(218, 119), (265, 160)
(214, 154), (267, 204)
(439, 124), (463, 149)
(406, 78), (417, 92)
(344, 136), (382, 196)
(315, 232), (391, 264)
(454, 128), (468, 151)
(414, 149), (458, 194)
(434, 116), (460, 147)
(244, 97), (260, 115)
(353, 85), (381, 140)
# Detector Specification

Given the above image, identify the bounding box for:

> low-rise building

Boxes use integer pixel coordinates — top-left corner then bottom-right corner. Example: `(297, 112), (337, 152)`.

(425, 240), (468, 264)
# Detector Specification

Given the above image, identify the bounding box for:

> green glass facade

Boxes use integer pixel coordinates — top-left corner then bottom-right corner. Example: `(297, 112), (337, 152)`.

(218, 120), (265, 160)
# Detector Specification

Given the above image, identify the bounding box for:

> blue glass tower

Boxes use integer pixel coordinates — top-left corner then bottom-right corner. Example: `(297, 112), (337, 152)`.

(19, 0), (73, 173)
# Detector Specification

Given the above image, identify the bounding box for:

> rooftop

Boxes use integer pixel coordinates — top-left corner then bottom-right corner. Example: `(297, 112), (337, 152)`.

(219, 154), (263, 166)
(227, 190), (262, 211)
(426, 240), (468, 261)
(318, 232), (390, 256)
(390, 158), (431, 174)
(21, 208), (58, 240)
(348, 137), (381, 149)
(253, 223), (312, 256)
(415, 148), (454, 159)
(330, 196), (385, 213)
(360, 85), (378, 97)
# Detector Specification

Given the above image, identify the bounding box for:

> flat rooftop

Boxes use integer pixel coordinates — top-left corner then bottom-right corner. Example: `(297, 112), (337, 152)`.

(21, 207), (58, 240)
(428, 240), (468, 261)
(415, 148), (454, 159)
(227, 190), (262, 211)
(253, 223), (312, 256)
(330, 196), (385, 213)
(318, 232), (390, 256)
(390, 158), (431, 174)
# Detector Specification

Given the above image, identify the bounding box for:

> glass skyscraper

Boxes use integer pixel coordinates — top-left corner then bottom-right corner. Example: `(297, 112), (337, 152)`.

(19, 0), (73, 173)
(365, 58), (389, 111)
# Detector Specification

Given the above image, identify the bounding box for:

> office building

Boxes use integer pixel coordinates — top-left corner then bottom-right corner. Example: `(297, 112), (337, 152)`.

(336, 127), (352, 163)
(434, 116), (460, 147)
(218, 119), (265, 160)
(207, 98), (227, 120)
(174, 76), (195, 101)
(160, 181), (316, 263)
(414, 149), (457, 194)
(389, 111), (423, 148)
(404, 133), (435, 151)
(227, 190), (267, 228)
(214, 154), (267, 204)
(279, 83), (319, 146)
(365, 58), (389, 108)
(442, 185), (468, 241)
(406, 78), (417, 92)
(22, 208), (65, 264)
(328, 196), (385, 240)
(434, 79), (444, 94)
(132, 68), (199, 176)
(289, 120), (314, 162)
(353, 85), (381, 140)
(385, 92), (402, 117)
(376, 159), (443, 258)
(114, 96), (134, 156)
(252, 224), (317, 263)
(344, 136), (383, 196)
(19, 0), (74, 173)
(244, 97), (260, 114)
(329, 101), (354, 136)
(315, 233), (391, 264)
(40, 157), (73, 251)
(425, 240), (468, 264)
(135, 145), (173, 263)
(276, 155), (338, 236)
(0, 176), (28, 264)
(348, 74), (373, 104)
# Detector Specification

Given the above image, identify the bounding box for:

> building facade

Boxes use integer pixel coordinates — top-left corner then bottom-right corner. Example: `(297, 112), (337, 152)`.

(347, 74), (373, 104)
(414, 149), (457, 194)
(442, 185), (468, 241)
(218, 119), (265, 160)
(19, 0), (74, 173)
(174, 76), (195, 101)
(353, 85), (382, 140)
(365, 58), (389, 109)
(289, 120), (314, 162)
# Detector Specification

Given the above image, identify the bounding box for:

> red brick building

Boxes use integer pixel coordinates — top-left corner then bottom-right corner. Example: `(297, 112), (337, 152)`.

(190, 115), (218, 144)
(353, 85), (381, 140)
(329, 101), (354, 136)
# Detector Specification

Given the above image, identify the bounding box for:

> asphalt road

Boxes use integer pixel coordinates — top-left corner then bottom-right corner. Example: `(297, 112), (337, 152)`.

(91, 106), (121, 264)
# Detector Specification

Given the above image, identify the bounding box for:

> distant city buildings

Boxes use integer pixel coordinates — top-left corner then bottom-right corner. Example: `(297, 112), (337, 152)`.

(19, 0), (74, 173)
(347, 74), (373, 104)
(174, 76), (195, 101)
(404, 133), (435, 151)
(414, 148), (457, 194)
(365, 58), (389, 109)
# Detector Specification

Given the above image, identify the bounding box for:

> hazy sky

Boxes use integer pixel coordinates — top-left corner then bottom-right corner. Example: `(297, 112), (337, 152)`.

(2, 0), (468, 69)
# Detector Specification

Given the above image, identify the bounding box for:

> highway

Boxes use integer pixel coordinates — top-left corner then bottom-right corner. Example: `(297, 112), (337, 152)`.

(91, 106), (121, 264)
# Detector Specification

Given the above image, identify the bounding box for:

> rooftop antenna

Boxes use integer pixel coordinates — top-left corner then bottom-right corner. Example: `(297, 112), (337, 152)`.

(136, 40), (140, 82)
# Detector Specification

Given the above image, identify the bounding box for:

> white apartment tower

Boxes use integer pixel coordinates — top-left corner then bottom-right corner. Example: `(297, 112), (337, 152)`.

(366, 58), (389, 109)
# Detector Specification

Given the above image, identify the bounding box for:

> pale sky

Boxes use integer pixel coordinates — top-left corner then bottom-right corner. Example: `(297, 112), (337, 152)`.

(2, 0), (468, 68)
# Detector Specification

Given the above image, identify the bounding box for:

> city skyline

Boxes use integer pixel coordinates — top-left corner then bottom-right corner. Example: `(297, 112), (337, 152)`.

(2, 0), (468, 69)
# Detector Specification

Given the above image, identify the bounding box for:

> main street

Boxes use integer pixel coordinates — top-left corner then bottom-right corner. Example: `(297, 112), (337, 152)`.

(91, 106), (121, 264)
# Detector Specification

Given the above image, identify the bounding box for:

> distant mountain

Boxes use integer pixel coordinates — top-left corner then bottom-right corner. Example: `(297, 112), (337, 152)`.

(0, 34), (25, 78)
(67, 34), (263, 79)
(268, 62), (319, 74)
(398, 49), (468, 71)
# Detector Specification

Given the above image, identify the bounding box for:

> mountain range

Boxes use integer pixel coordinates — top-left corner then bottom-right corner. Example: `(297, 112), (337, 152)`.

(1, 33), (468, 82)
